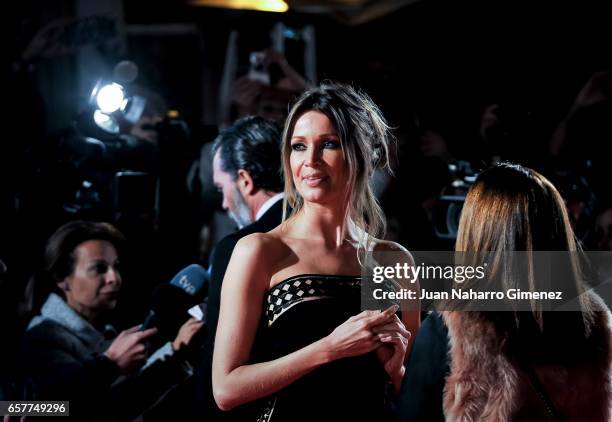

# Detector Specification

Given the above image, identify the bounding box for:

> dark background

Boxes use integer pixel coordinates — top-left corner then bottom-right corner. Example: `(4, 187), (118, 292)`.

(3, 0), (611, 335)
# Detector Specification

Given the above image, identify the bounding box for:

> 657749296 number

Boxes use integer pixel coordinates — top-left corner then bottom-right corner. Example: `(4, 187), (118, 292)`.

(0, 401), (69, 416)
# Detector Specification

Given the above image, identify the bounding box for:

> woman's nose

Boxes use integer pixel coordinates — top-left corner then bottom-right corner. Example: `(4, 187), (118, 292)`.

(304, 147), (321, 167)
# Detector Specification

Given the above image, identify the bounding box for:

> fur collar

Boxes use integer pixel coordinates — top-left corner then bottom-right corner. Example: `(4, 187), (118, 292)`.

(441, 293), (612, 421)
(27, 293), (115, 353)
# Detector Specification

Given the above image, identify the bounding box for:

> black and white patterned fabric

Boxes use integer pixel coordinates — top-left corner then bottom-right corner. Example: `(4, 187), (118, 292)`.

(265, 274), (362, 327)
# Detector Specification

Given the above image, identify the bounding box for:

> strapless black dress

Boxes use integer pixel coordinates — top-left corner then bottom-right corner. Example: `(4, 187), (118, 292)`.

(251, 274), (393, 422)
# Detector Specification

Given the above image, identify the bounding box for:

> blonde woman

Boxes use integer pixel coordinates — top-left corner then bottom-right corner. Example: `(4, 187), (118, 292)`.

(212, 83), (419, 421)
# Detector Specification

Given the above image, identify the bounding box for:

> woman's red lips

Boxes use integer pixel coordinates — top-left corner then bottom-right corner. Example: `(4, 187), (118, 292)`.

(303, 174), (328, 186)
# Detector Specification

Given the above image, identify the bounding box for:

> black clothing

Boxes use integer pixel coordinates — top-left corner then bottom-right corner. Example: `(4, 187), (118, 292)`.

(252, 274), (392, 422)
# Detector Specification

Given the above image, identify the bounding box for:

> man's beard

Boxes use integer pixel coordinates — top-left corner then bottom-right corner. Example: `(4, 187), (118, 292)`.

(228, 185), (253, 229)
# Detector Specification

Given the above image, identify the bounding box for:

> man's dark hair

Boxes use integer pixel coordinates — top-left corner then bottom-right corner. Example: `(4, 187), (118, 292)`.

(212, 115), (283, 192)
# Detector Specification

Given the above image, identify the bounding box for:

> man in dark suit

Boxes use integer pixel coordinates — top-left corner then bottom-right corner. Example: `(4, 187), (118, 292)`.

(199, 115), (284, 420)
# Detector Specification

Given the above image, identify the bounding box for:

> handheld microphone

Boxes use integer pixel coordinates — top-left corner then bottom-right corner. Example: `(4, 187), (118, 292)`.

(140, 264), (208, 339)
(169, 264), (208, 296)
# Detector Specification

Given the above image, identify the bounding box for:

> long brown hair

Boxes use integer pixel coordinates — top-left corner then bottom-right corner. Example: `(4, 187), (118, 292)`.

(456, 162), (594, 329)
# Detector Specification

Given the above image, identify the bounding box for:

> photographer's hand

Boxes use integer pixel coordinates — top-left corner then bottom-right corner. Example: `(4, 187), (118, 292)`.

(232, 75), (265, 115)
(20, 18), (76, 65)
(263, 48), (308, 91)
(570, 70), (612, 113)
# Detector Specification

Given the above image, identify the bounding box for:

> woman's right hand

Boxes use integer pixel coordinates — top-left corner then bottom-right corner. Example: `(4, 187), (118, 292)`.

(324, 305), (398, 360)
(104, 325), (158, 374)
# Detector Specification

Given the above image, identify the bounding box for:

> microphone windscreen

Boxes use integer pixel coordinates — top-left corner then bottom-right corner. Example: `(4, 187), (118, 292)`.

(169, 264), (208, 296)
(148, 284), (197, 344)
(143, 264), (208, 346)
(149, 284), (195, 315)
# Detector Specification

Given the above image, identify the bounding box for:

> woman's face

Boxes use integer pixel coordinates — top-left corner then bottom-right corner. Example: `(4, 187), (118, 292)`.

(290, 110), (349, 205)
(60, 240), (122, 320)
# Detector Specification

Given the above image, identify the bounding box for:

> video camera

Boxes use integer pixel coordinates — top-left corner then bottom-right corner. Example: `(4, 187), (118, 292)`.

(431, 160), (477, 240)
(51, 85), (189, 224)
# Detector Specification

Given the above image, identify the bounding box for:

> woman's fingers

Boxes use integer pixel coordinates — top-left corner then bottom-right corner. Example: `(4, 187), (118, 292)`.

(327, 306), (399, 359)
(371, 313), (410, 337)
(188, 321), (204, 335)
(374, 331), (411, 344)
(351, 310), (378, 321)
(372, 323), (410, 338)
(358, 305), (399, 328)
(137, 327), (158, 340)
(124, 324), (143, 334)
(377, 333), (409, 345)
(353, 305), (398, 322)
(184, 318), (204, 329)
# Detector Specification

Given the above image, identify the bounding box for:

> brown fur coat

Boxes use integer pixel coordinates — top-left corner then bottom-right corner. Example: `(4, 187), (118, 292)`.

(441, 294), (612, 421)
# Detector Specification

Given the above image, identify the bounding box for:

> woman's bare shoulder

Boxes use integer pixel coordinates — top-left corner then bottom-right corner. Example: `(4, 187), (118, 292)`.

(371, 238), (410, 253)
(235, 231), (282, 252)
(225, 233), (290, 291)
(370, 238), (415, 265)
(234, 231), (291, 261)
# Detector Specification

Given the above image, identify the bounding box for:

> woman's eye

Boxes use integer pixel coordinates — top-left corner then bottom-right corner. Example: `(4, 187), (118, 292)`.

(323, 140), (340, 149)
(291, 143), (306, 151)
(93, 263), (109, 274)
